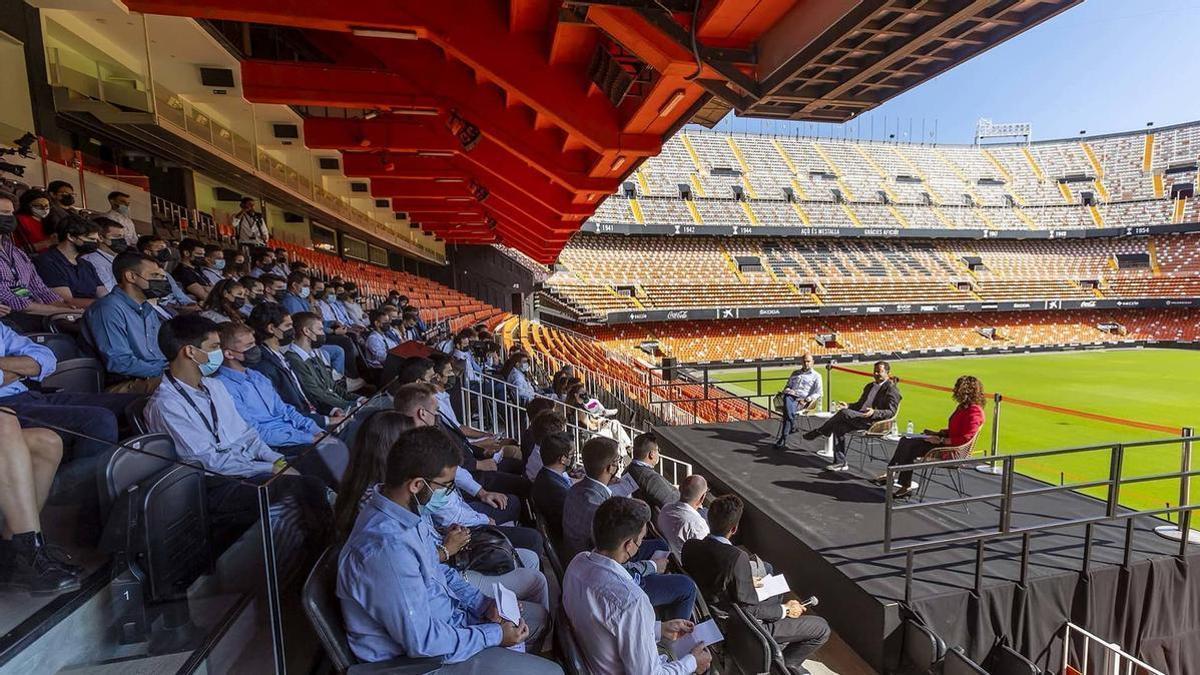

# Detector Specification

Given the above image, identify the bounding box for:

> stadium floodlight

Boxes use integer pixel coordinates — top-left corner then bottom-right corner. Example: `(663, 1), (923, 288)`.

(975, 118), (1032, 145)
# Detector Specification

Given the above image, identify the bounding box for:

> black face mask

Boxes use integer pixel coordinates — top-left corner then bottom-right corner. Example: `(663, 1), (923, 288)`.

(277, 328), (295, 346)
(310, 333), (327, 348)
(0, 215), (16, 235)
(249, 293), (263, 305)
(58, 194), (75, 207)
(75, 240), (100, 255)
(238, 345), (263, 365)
(232, 297), (246, 309)
(144, 278), (172, 299)
(109, 238), (128, 254)
(273, 289), (286, 302)
(155, 249), (171, 263)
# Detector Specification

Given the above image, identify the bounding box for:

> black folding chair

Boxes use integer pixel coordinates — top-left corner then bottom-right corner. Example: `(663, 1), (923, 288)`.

(900, 619), (946, 674)
(945, 647), (988, 675)
(125, 396), (151, 434)
(986, 643), (1041, 675)
(41, 357), (104, 393)
(26, 332), (81, 361)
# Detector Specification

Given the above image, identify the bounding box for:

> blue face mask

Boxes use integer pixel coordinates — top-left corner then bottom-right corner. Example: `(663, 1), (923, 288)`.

(299, 287), (310, 299)
(416, 480), (452, 516)
(195, 348), (224, 376)
(213, 259), (226, 271)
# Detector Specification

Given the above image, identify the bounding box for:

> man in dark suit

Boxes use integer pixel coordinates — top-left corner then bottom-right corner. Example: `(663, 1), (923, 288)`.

(803, 360), (901, 471)
(682, 495), (830, 674)
(530, 431), (574, 540)
(623, 433), (681, 510)
(247, 302), (330, 428)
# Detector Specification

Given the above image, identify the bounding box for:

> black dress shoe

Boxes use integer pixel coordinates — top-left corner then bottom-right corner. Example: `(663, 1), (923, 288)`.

(893, 486), (914, 499)
(0, 533), (82, 595)
(801, 430), (821, 441)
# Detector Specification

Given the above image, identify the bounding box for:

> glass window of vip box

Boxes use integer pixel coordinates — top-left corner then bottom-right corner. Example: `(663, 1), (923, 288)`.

(311, 222), (337, 254)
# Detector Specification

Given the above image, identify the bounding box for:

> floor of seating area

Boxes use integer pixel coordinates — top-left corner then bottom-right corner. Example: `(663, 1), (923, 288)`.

(653, 417), (1199, 673)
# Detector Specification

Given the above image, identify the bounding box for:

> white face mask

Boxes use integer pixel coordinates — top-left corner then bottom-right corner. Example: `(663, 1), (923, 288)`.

(32, 206), (50, 219)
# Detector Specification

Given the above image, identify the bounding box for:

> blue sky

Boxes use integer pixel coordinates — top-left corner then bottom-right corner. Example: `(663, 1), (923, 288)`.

(697, 0), (1200, 144)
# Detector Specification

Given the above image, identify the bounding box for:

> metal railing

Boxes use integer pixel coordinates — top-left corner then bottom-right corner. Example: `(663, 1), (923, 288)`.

(883, 429), (1196, 603)
(1061, 622), (1165, 675)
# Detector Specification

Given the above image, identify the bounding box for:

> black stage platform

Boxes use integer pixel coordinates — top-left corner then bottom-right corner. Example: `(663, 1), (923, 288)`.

(653, 418), (1199, 674)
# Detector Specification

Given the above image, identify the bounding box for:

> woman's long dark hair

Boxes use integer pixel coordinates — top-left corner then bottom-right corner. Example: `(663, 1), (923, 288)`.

(333, 410), (415, 538)
(202, 278), (246, 322)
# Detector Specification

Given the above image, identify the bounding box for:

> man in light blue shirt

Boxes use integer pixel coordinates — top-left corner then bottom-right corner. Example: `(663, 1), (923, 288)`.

(337, 426), (560, 673)
(214, 322), (349, 486)
(281, 271), (311, 315)
(363, 309), (399, 369)
(83, 252), (170, 390)
(773, 353), (823, 449)
(82, 219), (127, 291)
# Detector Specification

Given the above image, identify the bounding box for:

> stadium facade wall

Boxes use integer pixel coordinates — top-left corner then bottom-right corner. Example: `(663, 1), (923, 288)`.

(600, 297), (1198, 324)
(581, 219), (1200, 240)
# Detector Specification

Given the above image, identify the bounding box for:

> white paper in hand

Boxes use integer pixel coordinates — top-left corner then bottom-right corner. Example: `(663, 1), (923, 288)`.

(755, 573), (791, 601)
(669, 619), (724, 660)
(493, 582), (521, 623)
(651, 549), (671, 563)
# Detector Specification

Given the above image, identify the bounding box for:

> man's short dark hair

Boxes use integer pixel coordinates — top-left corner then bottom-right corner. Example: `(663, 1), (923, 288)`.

(240, 196), (255, 207)
(291, 311), (321, 334)
(240, 275), (262, 290)
(632, 432), (657, 461)
(203, 244), (222, 256)
(539, 431), (573, 467)
(136, 234), (164, 252)
(47, 180), (72, 195)
(159, 314), (219, 361)
(112, 252), (155, 286)
(389, 424), (453, 484)
(396, 356), (434, 385)
(179, 237), (203, 255)
(525, 396), (556, 420)
(706, 495), (743, 537)
(874, 360), (891, 373)
(259, 273), (284, 287)
(92, 217), (125, 235)
(368, 308), (387, 325)
(455, 328), (474, 344)
(56, 214), (100, 242)
(392, 382), (437, 417)
(107, 191), (129, 202)
(253, 248), (274, 264)
(581, 436), (620, 479)
(592, 497), (650, 552)
(248, 301), (289, 340)
(286, 270), (308, 287)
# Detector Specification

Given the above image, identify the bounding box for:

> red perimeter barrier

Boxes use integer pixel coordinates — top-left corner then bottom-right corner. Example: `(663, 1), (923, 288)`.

(830, 365), (1179, 436)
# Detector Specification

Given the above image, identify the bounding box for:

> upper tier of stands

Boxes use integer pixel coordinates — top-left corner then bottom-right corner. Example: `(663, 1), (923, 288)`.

(548, 233), (1200, 315)
(591, 122), (1200, 231)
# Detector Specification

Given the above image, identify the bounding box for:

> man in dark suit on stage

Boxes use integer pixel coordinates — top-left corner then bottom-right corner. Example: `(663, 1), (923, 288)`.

(681, 495), (829, 674)
(802, 361), (901, 471)
(623, 432), (681, 510)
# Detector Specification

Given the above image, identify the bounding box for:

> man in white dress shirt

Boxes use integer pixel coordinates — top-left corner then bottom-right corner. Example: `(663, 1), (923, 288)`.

(657, 474), (710, 556)
(563, 497), (712, 674)
(100, 191), (138, 244)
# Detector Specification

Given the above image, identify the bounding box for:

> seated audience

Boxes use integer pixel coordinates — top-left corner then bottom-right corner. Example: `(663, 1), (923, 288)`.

(0, 413), (80, 593)
(197, 244), (225, 285)
(773, 352), (822, 449)
(520, 398), (559, 454)
(803, 361), (901, 471)
(0, 321), (134, 460)
(523, 410), (568, 481)
(563, 437), (696, 619)
(280, 271), (311, 314)
(84, 252), (171, 393)
(81, 217), (128, 291)
(499, 352), (537, 405)
(625, 433), (681, 509)
(171, 238), (210, 301)
(224, 248), (245, 279)
(14, 188), (53, 253)
(0, 191), (80, 332)
(563, 497), (712, 675)
(199, 279), (247, 324)
(286, 312), (361, 415)
(530, 431), (575, 540)
(260, 273), (286, 304)
(43, 181), (76, 236)
(33, 214), (106, 308)
(145, 314), (331, 534)
(658, 475), (710, 556)
(681, 495), (830, 673)
(363, 308), (399, 369)
(336, 426), (560, 673)
(246, 302), (326, 422)
(135, 236), (195, 312)
(872, 375), (985, 498)
(100, 190), (137, 244)
(214, 323), (349, 485)
(239, 276), (265, 316)
(333, 410), (414, 538)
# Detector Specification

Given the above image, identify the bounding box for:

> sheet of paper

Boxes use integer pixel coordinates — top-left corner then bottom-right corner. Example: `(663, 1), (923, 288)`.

(755, 573), (791, 601)
(669, 618), (725, 659)
(651, 549), (671, 562)
(492, 582), (520, 624)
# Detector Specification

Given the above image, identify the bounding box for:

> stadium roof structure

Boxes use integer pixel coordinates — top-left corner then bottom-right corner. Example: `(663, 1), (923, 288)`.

(125, 0), (1080, 263)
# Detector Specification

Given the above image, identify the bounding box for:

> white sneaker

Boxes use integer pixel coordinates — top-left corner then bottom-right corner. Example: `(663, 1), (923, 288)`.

(826, 463), (849, 472)
(816, 448), (834, 459)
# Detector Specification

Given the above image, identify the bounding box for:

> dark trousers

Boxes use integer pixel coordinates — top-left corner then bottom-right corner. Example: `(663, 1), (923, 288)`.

(492, 524), (544, 555)
(775, 395), (800, 445)
(813, 410), (873, 463)
(765, 615), (831, 667)
(477, 467), (531, 499)
(888, 437), (938, 487)
(0, 390), (137, 459)
(205, 457), (332, 550)
(630, 538), (698, 620)
(325, 334), (360, 378)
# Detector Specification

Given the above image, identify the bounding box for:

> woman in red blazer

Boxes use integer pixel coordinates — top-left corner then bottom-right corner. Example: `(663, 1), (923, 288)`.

(872, 375), (986, 498)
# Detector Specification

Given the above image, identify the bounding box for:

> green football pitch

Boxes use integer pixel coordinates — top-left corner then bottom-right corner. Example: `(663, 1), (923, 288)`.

(710, 348), (1200, 514)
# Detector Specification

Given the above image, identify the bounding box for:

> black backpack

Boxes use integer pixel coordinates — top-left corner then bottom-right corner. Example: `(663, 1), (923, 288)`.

(454, 525), (521, 575)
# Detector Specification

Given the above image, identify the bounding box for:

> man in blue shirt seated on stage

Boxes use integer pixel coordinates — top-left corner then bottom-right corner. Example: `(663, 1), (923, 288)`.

(214, 322), (349, 487)
(337, 426), (562, 673)
(773, 352), (823, 450)
(144, 314), (331, 540)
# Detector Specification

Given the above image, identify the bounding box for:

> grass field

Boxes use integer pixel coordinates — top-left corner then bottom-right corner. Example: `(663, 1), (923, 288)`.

(711, 348), (1200, 514)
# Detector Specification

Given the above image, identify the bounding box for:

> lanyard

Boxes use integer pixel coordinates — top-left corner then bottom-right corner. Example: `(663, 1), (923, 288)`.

(165, 372), (222, 446)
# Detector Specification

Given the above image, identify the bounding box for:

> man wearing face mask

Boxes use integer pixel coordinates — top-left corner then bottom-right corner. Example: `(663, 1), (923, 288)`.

(238, 276), (265, 316)
(33, 215), (107, 308)
(198, 245), (226, 285)
(171, 238), (211, 302)
(214, 323), (349, 486)
(145, 314), (331, 540)
(136, 236), (198, 314)
(43, 181), (76, 235)
(246, 303), (335, 425)
(101, 191), (138, 244)
(83, 252), (172, 393)
(249, 248), (274, 279)
(363, 309), (400, 370)
(82, 218), (128, 292)
(337, 426), (561, 672)
(286, 312), (362, 416)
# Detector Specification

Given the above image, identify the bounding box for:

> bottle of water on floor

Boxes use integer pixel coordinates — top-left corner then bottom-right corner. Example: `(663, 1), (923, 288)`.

(906, 420), (914, 435)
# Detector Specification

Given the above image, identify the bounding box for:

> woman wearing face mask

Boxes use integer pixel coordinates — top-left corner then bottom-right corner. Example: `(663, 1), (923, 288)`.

(32, 214), (108, 308)
(499, 353), (537, 405)
(223, 249), (247, 280)
(14, 189), (55, 254)
(0, 192), (81, 331)
(199, 279), (248, 324)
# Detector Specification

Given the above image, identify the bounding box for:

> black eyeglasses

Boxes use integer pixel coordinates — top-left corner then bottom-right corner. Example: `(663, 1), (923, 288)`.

(426, 477), (455, 491)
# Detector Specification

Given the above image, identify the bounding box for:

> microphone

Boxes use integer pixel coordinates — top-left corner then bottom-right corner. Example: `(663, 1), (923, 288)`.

(801, 596), (819, 608)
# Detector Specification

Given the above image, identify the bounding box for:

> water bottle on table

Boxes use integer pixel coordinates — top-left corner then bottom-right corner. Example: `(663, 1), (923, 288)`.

(906, 420), (914, 435)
